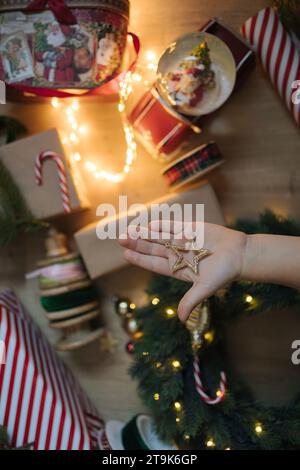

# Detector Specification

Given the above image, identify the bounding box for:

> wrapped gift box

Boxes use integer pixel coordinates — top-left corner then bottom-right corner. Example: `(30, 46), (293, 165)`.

(0, 128), (89, 219)
(128, 18), (255, 160)
(75, 182), (224, 279)
(0, 289), (103, 449)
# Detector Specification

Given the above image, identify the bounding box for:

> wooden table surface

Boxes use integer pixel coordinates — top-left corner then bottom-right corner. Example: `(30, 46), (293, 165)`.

(1, 0), (300, 426)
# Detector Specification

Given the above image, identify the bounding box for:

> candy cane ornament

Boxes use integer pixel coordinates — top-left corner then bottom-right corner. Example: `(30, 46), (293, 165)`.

(35, 150), (71, 214)
(193, 354), (226, 405)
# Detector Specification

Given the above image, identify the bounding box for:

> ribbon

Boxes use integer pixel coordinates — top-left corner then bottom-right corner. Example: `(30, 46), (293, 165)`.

(40, 285), (97, 312)
(25, 258), (85, 282)
(26, 0), (76, 25)
(162, 142), (224, 187)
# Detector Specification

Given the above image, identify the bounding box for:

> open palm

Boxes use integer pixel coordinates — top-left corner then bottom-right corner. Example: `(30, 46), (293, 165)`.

(119, 220), (247, 321)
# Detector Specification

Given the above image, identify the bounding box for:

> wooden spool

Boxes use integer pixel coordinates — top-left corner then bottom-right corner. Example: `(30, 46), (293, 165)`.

(38, 228), (102, 351)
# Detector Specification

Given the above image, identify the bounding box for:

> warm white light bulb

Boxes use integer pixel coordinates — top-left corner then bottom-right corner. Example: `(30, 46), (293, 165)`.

(72, 100), (79, 111)
(51, 97), (60, 108)
(73, 152), (81, 162)
(78, 125), (88, 135)
(85, 161), (96, 172)
(146, 50), (156, 62)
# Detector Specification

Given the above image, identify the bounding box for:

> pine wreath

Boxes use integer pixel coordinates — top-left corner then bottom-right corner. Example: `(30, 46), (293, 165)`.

(130, 211), (300, 450)
(272, 0), (300, 39)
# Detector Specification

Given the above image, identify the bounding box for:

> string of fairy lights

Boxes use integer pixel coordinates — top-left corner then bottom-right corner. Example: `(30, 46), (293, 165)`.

(123, 292), (264, 450)
(50, 50), (158, 184)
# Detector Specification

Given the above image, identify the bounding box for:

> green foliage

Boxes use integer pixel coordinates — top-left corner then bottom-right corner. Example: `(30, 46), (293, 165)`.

(0, 425), (9, 449)
(130, 211), (300, 450)
(0, 117), (26, 145)
(191, 41), (211, 68)
(0, 424), (33, 449)
(273, 0), (300, 39)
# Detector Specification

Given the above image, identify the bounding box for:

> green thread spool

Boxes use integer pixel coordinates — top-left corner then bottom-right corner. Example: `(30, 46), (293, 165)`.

(40, 286), (97, 312)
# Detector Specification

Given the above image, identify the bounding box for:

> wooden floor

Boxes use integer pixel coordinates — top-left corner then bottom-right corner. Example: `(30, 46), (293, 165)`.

(1, 0), (300, 424)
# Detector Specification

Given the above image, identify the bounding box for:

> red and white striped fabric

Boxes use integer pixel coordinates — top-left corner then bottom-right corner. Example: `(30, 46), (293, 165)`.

(0, 289), (104, 450)
(241, 7), (300, 126)
(97, 430), (113, 451)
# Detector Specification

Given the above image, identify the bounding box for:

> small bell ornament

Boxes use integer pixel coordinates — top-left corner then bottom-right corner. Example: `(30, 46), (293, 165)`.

(185, 300), (211, 351)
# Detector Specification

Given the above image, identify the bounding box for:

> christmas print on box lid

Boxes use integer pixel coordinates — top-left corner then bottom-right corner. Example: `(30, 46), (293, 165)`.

(0, 1), (130, 91)
(0, 288), (104, 449)
(0, 128), (89, 219)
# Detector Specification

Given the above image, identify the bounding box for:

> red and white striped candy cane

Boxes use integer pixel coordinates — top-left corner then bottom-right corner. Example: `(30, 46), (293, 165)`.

(35, 150), (71, 214)
(97, 430), (113, 451)
(241, 7), (300, 126)
(193, 355), (226, 405)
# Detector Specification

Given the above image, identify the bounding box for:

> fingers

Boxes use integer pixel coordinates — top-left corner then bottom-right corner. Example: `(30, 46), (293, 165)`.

(119, 236), (167, 258)
(177, 282), (213, 322)
(149, 220), (202, 244)
(149, 220), (185, 235)
(124, 249), (170, 276)
(119, 225), (173, 248)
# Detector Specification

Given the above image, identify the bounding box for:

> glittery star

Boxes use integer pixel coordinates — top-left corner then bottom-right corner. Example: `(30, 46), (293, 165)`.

(165, 242), (212, 275)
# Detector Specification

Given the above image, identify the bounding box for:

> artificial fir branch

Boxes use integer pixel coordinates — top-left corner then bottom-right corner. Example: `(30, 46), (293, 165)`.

(130, 211), (300, 450)
(0, 425), (10, 449)
(0, 424), (33, 450)
(0, 116), (26, 145)
(0, 121), (44, 246)
(273, 0), (300, 39)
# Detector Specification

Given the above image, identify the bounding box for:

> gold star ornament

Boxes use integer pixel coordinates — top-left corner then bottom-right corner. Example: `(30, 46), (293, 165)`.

(100, 330), (119, 353)
(165, 242), (212, 275)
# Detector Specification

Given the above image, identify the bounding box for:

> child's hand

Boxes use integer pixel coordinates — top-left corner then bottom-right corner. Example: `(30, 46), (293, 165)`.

(119, 221), (248, 321)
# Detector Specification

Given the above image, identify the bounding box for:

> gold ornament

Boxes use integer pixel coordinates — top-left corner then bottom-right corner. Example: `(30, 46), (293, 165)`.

(116, 298), (132, 316)
(124, 316), (140, 336)
(100, 331), (119, 353)
(164, 242), (212, 275)
(185, 301), (211, 350)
